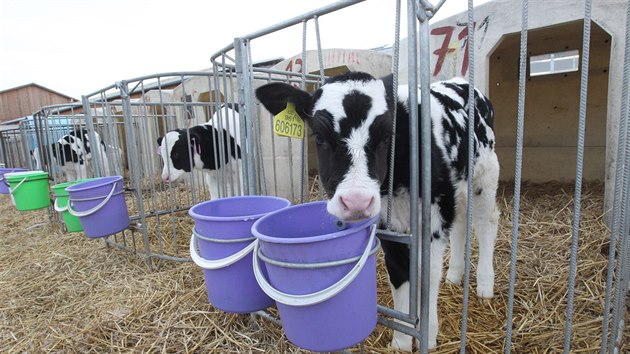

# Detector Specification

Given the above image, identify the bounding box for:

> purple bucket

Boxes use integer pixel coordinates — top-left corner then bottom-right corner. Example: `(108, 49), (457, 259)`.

(252, 201), (380, 352)
(189, 196), (291, 314)
(0, 168), (27, 194)
(66, 176), (130, 238)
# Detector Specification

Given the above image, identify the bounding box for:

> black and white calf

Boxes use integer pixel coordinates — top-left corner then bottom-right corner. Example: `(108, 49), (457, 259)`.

(157, 106), (243, 198)
(34, 128), (111, 182)
(256, 72), (499, 350)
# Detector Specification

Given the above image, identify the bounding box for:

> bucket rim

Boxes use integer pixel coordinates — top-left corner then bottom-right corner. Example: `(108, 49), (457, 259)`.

(52, 181), (78, 192)
(252, 201), (380, 244)
(66, 175), (123, 193)
(188, 195), (291, 222)
(0, 167), (27, 173)
(55, 178), (97, 194)
(5, 170), (48, 181)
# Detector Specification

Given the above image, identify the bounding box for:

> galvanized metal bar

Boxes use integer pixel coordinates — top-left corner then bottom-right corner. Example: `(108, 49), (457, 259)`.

(313, 15), (327, 201)
(377, 316), (422, 339)
(459, 0), (476, 350)
(147, 80), (166, 249)
(117, 80), (153, 269)
(235, 38), (256, 195)
(299, 19), (308, 203)
(414, 0), (428, 351)
(609, 160), (630, 351)
(210, 0), (366, 65)
(609, 69), (630, 353)
(18, 123), (31, 170)
(563, 0), (592, 351)
(386, 0), (402, 230)
(81, 96), (103, 177)
(269, 100), (279, 197)
(601, 1), (630, 352)
(103, 238), (190, 263)
(378, 304), (419, 324)
(244, 41), (267, 197)
(251, 68), (323, 83)
(377, 229), (413, 244)
(505, 0), (529, 352)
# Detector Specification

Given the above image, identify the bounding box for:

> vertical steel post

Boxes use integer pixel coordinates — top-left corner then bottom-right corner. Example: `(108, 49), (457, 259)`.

(234, 37), (257, 195)
(118, 81), (153, 269)
(81, 96), (103, 177)
(505, 0), (529, 352)
(609, 73), (630, 351)
(563, 0), (592, 351)
(414, 0), (430, 352)
(459, 1), (476, 351)
(18, 122), (33, 170)
(602, 1), (630, 352)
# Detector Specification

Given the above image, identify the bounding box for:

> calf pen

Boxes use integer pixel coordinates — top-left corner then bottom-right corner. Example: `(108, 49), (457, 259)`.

(210, 0), (630, 352)
(2, 0), (628, 353)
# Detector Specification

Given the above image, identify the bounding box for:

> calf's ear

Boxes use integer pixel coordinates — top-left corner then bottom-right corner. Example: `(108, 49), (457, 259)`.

(255, 83), (313, 122)
(157, 136), (163, 146)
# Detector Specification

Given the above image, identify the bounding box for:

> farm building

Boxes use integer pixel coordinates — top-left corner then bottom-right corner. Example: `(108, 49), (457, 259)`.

(0, 83), (78, 167)
(399, 0), (626, 214)
(0, 83), (77, 122)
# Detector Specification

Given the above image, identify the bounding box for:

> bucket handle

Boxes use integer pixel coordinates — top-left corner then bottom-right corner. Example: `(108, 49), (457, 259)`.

(54, 197), (67, 213)
(253, 224), (377, 307)
(8, 177), (28, 195)
(67, 181), (118, 217)
(189, 231), (256, 269)
(2, 169), (22, 188)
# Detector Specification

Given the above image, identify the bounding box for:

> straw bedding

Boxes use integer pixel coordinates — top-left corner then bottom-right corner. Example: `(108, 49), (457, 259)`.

(0, 181), (627, 353)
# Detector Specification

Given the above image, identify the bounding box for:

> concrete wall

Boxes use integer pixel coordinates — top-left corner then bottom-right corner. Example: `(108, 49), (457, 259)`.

(398, 0), (626, 211)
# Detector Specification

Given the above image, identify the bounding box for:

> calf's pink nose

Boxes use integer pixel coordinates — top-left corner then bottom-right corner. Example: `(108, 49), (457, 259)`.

(340, 193), (374, 216)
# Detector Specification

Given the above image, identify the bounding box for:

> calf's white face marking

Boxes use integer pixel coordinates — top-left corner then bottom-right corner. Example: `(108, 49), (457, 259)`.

(312, 77), (390, 221)
(255, 72), (393, 222)
(158, 131), (196, 183)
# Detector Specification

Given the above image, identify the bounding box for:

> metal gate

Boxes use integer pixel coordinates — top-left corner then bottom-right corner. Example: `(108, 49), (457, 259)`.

(0, 118), (31, 169)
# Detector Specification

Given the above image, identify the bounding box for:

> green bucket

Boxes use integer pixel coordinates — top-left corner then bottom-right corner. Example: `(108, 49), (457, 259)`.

(6, 171), (51, 211)
(52, 181), (83, 232)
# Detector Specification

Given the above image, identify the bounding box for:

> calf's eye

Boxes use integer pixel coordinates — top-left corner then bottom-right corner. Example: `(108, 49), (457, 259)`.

(315, 134), (325, 146)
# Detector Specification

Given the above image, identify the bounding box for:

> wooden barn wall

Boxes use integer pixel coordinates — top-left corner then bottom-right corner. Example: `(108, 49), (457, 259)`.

(0, 86), (75, 121)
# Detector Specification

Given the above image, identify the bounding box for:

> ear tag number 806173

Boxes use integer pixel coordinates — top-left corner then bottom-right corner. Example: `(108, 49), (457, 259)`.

(274, 102), (304, 139)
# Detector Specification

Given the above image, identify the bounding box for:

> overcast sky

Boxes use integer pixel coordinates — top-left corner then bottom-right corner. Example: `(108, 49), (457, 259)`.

(0, 0), (486, 99)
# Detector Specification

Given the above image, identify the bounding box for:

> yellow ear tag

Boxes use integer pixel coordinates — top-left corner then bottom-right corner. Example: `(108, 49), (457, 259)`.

(273, 102), (305, 139)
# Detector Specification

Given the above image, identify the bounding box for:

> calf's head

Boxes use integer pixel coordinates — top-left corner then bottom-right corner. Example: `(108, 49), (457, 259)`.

(51, 142), (80, 165)
(157, 130), (200, 183)
(256, 72), (392, 221)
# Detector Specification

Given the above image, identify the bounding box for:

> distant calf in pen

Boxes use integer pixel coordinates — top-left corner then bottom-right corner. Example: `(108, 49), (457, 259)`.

(256, 72), (500, 350)
(157, 105), (243, 199)
(34, 128), (111, 182)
